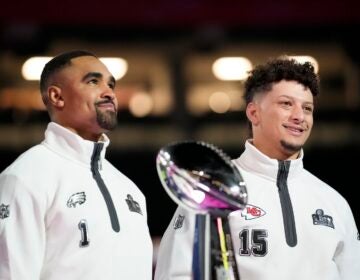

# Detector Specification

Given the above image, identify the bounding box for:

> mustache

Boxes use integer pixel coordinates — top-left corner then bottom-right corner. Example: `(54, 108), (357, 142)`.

(95, 100), (115, 107)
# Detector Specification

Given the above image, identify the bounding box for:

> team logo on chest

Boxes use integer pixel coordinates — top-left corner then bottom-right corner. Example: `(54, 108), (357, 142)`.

(67, 192), (86, 208)
(0, 204), (10, 219)
(241, 204), (266, 220)
(125, 194), (143, 215)
(312, 209), (334, 229)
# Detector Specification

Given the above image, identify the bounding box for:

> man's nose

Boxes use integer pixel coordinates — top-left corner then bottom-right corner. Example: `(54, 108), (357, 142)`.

(291, 105), (305, 122)
(101, 85), (116, 100)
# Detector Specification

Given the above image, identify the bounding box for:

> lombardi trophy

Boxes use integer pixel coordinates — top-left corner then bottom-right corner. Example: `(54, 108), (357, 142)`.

(156, 141), (248, 280)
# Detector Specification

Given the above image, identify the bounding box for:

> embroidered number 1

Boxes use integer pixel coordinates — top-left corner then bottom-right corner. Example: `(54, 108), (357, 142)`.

(78, 219), (90, 247)
(239, 229), (268, 256)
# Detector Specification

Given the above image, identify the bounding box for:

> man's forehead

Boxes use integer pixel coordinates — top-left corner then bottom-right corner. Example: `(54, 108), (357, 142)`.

(255, 81), (313, 103)
(70, 56), (105, 69)
(270, 91), (314, 105)
(63, 56), (111, 76)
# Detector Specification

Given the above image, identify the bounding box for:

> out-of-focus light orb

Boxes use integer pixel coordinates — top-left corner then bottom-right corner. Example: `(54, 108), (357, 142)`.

(209, 91), (231, 114)
(212, 57), (253, 81)
(129, 92), (154, 117)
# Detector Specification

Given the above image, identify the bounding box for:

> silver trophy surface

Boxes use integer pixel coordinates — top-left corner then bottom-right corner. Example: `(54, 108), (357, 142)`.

(156, 141), (248, 280)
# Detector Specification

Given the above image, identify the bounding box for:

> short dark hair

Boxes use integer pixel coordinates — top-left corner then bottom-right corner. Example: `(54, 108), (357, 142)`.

(39, 50), (97, 103)
(244, 57), (320, 106)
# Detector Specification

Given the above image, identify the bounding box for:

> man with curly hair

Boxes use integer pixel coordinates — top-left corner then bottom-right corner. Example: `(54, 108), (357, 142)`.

(154, 57), (360, 280)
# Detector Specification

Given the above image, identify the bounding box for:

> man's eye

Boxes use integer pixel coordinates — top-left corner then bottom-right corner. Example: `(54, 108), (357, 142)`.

(108, 83), (115, 89)
(88, 79), (98, 84)
(280, 101), (291, 107)
(304, 106), (313, 113)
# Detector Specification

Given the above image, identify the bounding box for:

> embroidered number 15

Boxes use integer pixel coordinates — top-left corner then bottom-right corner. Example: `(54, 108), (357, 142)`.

(239, 229), (268, 257)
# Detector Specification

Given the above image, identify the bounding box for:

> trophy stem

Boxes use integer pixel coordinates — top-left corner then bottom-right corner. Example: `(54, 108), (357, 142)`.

(212, 216), (240, 280)
(216, 217), (230, 270)
(193, 214), (240, 280)
(193, 214), (211, 280)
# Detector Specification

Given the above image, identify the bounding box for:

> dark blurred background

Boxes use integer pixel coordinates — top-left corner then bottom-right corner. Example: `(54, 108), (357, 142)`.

(1, 0), (359, 253)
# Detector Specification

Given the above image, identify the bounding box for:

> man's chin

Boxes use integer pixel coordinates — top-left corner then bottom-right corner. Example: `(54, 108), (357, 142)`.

(280, 140), (303, 153)
(100, 119), (117, 131)
(96, 110), (118, 131)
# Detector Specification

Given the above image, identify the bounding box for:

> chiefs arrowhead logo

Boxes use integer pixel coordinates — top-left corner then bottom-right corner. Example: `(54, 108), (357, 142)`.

(241, 204), (266, 220)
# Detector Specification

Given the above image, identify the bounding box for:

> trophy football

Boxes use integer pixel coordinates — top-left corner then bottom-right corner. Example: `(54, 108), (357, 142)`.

(156, 141), (248, 280)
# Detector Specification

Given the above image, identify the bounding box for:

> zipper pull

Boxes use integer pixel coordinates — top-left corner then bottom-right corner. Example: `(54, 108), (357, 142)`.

(99, 158), (102, 171)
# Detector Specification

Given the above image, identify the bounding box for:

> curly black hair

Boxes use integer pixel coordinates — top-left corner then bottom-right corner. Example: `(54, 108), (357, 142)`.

(244, 57), (320, 106)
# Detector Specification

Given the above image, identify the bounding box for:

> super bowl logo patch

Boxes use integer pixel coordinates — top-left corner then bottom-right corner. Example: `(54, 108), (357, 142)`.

(241, 204), (266, 220)
(312, 209), (334, 229)
(173, 214), (185, 229)
(0, 204), (10, 219)
(67, 192), (86, 208)
(125, 194), (143, 215)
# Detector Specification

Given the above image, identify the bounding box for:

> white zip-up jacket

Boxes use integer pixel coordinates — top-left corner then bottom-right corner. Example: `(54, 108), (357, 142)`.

(0, 122), (153, 280)
(154, 141), (360, 280)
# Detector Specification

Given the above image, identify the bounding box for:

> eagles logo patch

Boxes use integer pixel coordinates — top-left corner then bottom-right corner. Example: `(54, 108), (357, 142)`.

(67, 192), (86, 208)
(0, 204), (10, 219)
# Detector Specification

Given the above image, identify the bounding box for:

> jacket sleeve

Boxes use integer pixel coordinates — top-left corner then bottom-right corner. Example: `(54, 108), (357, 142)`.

(0, 173), (46, 280)
(154, 206), (196, 280)
(334, 201), (360, 280)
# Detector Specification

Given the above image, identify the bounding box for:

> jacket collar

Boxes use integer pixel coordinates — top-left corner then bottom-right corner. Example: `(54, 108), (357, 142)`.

(234, 140), (304, 181)
(42, 122), (110, 167)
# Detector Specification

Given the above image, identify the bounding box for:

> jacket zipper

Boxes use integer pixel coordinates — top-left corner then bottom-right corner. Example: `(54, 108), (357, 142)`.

(91, 143), (120, 232)
(277, 161), (297, 247)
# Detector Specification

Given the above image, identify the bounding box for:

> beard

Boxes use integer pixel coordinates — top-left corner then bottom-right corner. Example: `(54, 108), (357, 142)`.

(280, 140), (303, 154)
(95, 106), (118, 131)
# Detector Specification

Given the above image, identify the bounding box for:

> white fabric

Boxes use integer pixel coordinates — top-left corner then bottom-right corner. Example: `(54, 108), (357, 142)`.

(0, 122), (153, 280)
(154, 141), (360, 280)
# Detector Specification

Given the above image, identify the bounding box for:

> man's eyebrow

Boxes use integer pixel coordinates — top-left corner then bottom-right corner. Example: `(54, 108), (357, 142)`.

(82, 72), (116, 86)
(82, 72), (103, 81)
(278, 95), (314, 104)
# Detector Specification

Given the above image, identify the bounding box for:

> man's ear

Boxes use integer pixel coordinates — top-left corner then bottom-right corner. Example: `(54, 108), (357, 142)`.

(246, 102), (260, 126)
(48, 86), (64, 109)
